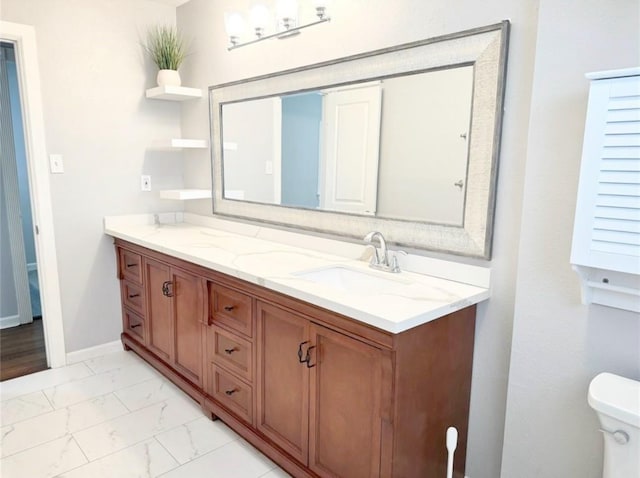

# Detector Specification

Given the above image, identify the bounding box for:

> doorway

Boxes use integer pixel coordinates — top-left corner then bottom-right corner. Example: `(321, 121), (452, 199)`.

(0, 21), (66, 373)
(0, 41), (47, 380)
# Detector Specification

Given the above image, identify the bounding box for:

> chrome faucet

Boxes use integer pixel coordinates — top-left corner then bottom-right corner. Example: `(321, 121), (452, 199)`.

(363, 231), (405, 273)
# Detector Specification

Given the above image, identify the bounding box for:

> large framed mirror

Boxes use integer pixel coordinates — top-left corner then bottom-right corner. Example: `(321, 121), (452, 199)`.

(210, 21), (509, 259)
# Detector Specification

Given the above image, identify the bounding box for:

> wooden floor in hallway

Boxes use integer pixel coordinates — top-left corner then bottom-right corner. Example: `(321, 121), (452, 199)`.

(0, 318), (48, 381)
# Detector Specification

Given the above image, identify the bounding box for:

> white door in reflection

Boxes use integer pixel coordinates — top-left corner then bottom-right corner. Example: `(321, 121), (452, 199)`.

(320, 83), (382, 216)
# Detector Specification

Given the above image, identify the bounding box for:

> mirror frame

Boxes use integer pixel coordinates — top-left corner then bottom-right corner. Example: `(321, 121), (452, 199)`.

(209, 21), (509, 259)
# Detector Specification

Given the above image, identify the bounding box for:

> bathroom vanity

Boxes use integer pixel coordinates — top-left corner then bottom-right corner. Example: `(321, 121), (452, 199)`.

(106, 214), (489, 478)
(104, 18), (507, 478)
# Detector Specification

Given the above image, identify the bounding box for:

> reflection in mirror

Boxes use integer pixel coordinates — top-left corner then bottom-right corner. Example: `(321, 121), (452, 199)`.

(210, 22), (509, 258)
(221, 66), (473, 226)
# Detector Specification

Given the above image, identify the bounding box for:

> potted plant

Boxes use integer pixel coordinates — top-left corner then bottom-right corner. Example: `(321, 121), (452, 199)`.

(144, 25), (186, 87)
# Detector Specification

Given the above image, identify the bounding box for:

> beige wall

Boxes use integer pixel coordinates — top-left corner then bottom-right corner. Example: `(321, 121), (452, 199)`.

(501, 1), (640, 477)
(177, 1), (539, 477)
(0, 0), (182, 352)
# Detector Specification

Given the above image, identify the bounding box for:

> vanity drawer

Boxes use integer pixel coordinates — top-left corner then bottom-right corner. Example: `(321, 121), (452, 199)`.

(123, 308), (145, 343)
(209, 283), (253, 338)
(119, 249), (143, 284)
(208, 325), (253, 382)
(209, 365), (253, 425)
(121, 280), (145, 316)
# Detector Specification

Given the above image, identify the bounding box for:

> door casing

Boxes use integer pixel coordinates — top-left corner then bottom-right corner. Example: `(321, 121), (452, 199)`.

(1, 21), (66, 367)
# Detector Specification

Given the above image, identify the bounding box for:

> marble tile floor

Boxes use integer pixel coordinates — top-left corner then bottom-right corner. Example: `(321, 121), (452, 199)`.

(0, 349), (290, 478)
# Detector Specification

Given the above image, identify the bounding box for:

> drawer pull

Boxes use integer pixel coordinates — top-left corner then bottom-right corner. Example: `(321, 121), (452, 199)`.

(224, 347), (237, 355)
(223, 305), (236, 312)
(162, 281), (174, 297)
(126, 263), (138, 268)
(128, 293), (140, 299)
(305, 345), (316, 368)
(225, 388), (238, 396)
(297, 341), (309, 364)
(130, 323), (142, 329)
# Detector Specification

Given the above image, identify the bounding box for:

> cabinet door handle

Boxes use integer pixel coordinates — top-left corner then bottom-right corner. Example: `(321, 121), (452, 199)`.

(297, 341), (309, 364)
(162, 281), (173, 297)
(126, 263), (138, 268)
(130, 323), (142, 329)
(224, 347), (237, 355)
(225, 388), (238, 396)
(223, 305), (236, 312)
(305, 345), (316, 368)
(128, 293), (140, 299)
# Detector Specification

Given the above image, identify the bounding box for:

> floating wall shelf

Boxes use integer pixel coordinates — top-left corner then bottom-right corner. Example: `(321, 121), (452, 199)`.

(159, 189), (212, 200)
(151, 139), (209, 150)
(145, 85), (202, 101)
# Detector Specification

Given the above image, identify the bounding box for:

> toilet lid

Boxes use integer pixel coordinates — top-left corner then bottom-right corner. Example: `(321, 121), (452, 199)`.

(588, 372), (640, 428)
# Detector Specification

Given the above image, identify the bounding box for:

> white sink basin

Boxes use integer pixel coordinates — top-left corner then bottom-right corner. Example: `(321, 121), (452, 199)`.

(293, 266), (409, 295)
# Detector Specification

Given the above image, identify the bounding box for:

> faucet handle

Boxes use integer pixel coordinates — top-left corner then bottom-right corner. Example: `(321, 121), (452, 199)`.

(389, 250), (407, 273)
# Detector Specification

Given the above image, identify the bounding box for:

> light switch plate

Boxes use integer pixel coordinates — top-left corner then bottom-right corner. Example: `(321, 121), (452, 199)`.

(49, 154), (64, 174)
(141, 175), (152, 191)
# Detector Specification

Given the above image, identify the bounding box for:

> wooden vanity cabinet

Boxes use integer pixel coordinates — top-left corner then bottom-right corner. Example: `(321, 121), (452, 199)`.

(204, 281), (256, 425)
(114, 239), (476, 478)
(256, 301), (311, 465)
(117, 244), (205, 394)
(308, 323), (384, 478)
(148, 260), (205, 387)
(256, 301), (383, 478)
(117, 248), (147, 343)
(144, 258), (173, 362)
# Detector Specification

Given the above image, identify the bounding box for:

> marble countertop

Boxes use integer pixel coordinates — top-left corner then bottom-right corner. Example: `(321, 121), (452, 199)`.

(104, 214), (489, 334)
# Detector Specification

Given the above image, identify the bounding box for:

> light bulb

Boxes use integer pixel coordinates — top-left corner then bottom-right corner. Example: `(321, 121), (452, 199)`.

(311, 0), (329, 19)
(276, 0), (298, 29)
(250, 4), (270, 37)
(224, 12), (246, 44)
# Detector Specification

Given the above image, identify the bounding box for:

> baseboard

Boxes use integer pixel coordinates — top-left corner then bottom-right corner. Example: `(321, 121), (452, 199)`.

(0, 314), (20, 329)
(66, 340), (123, 364)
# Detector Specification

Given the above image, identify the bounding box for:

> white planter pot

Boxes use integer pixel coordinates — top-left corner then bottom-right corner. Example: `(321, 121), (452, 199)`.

(156, 69), (181, 87)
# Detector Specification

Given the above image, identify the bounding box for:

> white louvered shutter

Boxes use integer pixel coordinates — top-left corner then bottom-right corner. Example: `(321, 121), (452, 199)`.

(571, 68), (640, 312)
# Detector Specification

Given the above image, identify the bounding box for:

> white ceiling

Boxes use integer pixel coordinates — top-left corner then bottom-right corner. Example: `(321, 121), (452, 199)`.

(151, 0), (190, 7)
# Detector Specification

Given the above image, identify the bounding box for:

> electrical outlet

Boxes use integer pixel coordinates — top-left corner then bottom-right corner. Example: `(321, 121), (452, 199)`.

(141, 175), (151, 191)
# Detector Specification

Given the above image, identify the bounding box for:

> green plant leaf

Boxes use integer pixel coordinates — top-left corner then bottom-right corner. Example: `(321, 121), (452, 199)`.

(144, 25), (186, 70)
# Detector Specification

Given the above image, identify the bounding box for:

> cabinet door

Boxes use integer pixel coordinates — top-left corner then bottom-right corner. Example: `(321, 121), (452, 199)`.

(308, 324), (382, 478)
(256, 301), (309, 465)
(172, 268), (204, 387)
(145, 258), (173, 362)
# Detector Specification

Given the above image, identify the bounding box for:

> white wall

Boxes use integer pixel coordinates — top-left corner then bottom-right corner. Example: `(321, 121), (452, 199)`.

(501, 1), (640, 477)
(0, 0), (183, 352)
(176, 1), (539, 477)
(223, 98), (276, 203)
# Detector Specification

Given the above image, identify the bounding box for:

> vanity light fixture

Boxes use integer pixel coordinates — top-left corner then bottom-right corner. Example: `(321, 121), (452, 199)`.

(224, 0), (331, 51)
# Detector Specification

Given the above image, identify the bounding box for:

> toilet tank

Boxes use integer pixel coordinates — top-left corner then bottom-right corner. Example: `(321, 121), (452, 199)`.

(589, 373), (640, 428)
(588, 373), (640, 478)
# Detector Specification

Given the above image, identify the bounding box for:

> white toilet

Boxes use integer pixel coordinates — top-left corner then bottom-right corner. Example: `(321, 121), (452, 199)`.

(588, 372), (640, 478)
